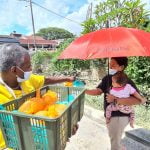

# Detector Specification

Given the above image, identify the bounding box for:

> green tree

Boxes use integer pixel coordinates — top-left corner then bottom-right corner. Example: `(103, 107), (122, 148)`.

(82, 0), (149, 33)
(36, 27), (75, 40)
(81, 18), (98, 34)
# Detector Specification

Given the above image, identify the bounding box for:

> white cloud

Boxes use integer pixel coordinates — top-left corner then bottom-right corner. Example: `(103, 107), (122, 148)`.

(31, 0), (95, 35)
(0, 0), (150, 36)
(41, 0), (100, 35)
(0, 0), (30, 32)
(0, 0), (99, 35)
(142, 0), (150, 10)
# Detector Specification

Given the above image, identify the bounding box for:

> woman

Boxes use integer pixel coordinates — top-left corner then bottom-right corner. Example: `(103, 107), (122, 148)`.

(0, 43), (75, 149)
(86, 57), (144, 150)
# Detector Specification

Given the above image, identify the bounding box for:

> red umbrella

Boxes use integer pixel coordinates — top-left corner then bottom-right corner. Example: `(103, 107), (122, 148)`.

(59, 27), (150, 59)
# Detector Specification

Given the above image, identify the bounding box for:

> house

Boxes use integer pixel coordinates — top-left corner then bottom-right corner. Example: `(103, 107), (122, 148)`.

(0, 35), (19, 45)
(10, 31), (58, 50)
(19, 35), (58, 50)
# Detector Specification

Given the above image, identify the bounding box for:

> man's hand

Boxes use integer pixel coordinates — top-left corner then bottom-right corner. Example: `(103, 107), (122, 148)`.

(44, 76), (75, 85)
(66, 76), (75, 82)
(106, 93), (116, 103)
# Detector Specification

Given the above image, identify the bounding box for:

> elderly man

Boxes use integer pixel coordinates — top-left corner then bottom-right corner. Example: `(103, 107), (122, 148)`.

(0, 43), (75, 149)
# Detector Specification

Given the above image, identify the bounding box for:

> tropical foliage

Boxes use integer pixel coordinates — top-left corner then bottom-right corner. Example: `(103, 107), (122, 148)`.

(82, 0), (150, 34)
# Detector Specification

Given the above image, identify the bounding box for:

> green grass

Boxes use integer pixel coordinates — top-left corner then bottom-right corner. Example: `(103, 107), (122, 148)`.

(85, 94), (104, 110)
(134, 105), (150, 129)
(85, 95), (150, 129)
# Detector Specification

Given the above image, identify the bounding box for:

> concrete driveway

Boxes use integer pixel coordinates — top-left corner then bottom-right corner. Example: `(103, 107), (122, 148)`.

(65, 105), (149, 150)
(65, 105), (110, 150)
(66, 115), (110, 150)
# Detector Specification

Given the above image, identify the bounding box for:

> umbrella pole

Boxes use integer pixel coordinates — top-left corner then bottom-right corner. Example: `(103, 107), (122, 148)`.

(107, 59), (110, 93)
(67, 87), (69, 102)
(107, 58), (109, 75)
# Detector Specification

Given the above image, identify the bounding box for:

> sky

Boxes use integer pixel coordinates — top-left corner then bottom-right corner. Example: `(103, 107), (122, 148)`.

(0, 0), (150, 36)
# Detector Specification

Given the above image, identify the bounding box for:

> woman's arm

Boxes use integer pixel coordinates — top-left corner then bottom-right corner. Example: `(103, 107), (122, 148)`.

(133, 92), (147, 104)
(106, 94), (142, 106)
(85, 88), (103, 96)
(117, 96), (142, 105)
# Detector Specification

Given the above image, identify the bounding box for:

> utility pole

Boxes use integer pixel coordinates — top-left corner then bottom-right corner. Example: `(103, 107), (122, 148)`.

(86, 2), (92, 20)
(29, 0), (36, 50)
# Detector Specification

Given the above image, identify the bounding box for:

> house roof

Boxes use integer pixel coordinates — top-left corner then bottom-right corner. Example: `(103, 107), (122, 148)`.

(19, 36), (58, 45)
(19, 39), (57, 45)
(21, 35), (44, 40)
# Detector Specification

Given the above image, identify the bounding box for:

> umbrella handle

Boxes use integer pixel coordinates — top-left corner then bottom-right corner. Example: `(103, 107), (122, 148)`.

(107, 58), (111, 94)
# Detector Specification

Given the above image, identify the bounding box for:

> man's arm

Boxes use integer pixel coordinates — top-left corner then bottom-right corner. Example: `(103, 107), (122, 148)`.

(44, 76), (74, 85)
(85, 88), (103, 96)
(106, 94), (142, 106)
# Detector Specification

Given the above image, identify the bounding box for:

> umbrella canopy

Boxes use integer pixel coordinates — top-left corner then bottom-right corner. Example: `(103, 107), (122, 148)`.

(59, 27), (150, 59)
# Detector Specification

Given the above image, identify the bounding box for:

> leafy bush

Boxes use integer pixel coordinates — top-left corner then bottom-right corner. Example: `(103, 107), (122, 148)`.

(50, 38), (91, 73)
(31, 39), (92, 75)
(126, 57), (150, 101)
(31, 50), (52, 73)
(32, 50), (52, 65)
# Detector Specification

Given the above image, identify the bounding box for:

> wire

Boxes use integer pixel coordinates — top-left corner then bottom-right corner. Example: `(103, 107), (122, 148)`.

(19, 0), (81, 25)
(33, 2), (80, 24)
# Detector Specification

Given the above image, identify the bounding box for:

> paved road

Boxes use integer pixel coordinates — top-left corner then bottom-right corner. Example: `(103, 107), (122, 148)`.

(65, 105), (110, 150)
(65, 105), (149, 150)
(65, 115), (110, 150)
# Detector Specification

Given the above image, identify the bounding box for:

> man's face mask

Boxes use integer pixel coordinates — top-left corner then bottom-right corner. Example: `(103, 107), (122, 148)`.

(109, 68), (117, 75)
(16, 67), (32, 82)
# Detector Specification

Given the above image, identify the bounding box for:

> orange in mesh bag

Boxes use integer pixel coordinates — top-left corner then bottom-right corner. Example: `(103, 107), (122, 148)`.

(42, 90), (58, 105)
(18, 89), (46, 114)
(47, 104), (67, 118)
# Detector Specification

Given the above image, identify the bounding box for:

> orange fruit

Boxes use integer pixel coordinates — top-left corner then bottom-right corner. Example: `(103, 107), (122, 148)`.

(30, 99), (46, 114)
(64, 82), (73, 87)
(47, 104), (67, 118)
(18, 98), (46, 114)
(47, 105), (59, 118)
(18, 100), (33, 114)
(42, 90), (58, 105)
(35, 111), (49, 117)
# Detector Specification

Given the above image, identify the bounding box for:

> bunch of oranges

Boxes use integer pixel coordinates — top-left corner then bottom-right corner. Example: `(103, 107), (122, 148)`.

(18, 89), (67, 118)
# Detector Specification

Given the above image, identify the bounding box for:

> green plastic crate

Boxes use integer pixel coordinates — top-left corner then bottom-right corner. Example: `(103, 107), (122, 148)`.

(0, 85), (85, 150)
